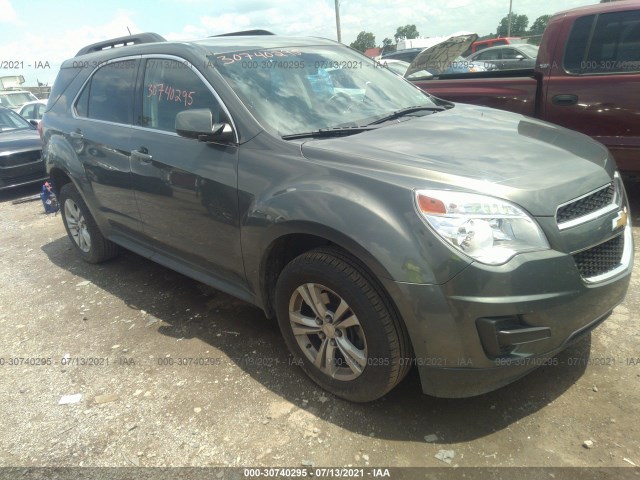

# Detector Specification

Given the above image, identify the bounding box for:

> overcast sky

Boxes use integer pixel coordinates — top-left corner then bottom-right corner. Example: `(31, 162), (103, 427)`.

(1, 0), (598, 85)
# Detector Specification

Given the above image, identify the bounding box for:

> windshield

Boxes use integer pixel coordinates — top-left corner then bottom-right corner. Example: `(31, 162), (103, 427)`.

(212, 45), (438, 136)
(518, 44), (539, 58)
(0, 108), (31, 132)
(0, 92), (38, 108)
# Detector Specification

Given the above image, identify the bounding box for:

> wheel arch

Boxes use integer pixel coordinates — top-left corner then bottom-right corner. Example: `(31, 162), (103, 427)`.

(258, 221), (396, 319)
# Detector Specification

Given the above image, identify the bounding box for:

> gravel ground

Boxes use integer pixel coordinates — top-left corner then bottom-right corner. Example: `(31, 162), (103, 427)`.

(0, 182), (639, 476)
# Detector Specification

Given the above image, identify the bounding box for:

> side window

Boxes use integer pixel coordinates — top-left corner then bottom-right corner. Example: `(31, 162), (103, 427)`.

(141, 59), (225, 132)
(501, 48), (519, 60)
(21, 105), (35, 118)
(586, 10), (640, 73)
(565, 11), (640, 74)
(477, 50), (498, 61)
(494, 40), (507, 47)
(74, 60), (136, 123)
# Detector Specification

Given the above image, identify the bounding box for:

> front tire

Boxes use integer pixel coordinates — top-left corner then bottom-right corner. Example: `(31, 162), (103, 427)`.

(59, 183), (119, 263)
(275, 247), (411, 402)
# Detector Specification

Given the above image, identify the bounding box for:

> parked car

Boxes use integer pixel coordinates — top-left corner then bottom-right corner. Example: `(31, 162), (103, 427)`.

(377, 59), (433, 80)
(18, 100), (48, 124)
(412, 1), (640, 173)
(0, 106), (47, 190)
(382, 36), (486, 76)
(381, 56), (485, 80)
(461, 37), (525, 57)
(0, 90), (40, 112)
(466, 44), (539, 71)
(43, 31), (632, 402)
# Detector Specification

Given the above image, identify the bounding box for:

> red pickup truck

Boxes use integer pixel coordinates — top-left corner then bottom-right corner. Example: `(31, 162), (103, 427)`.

(412, 1), (640, 174)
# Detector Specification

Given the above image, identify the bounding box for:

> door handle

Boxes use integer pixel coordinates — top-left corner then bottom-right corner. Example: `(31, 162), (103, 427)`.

(552, 94), (578, 106)
(69, 131), (83, 139)
(132, 147), (153, 163)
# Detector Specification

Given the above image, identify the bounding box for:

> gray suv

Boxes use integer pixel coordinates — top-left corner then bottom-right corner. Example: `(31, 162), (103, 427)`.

(42, 32), (633, 402)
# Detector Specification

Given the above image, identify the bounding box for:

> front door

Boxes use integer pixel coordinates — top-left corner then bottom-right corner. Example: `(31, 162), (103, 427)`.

(130, 57), (245, 289)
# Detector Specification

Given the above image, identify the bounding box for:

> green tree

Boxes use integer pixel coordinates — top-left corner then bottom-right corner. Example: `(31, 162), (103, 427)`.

(381, 37), (396, 55)
(394, 25), (420, 42)
(349, 31), (376, 52)
(530, 15), (551, 35)
(497, 13), (529, 37)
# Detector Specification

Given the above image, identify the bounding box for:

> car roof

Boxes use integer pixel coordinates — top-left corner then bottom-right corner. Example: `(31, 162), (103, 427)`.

(554, 0), (640, 18)
(20, 100), (47, 106)
(0, 90), (35, 94)
(65, 33), (341, 67)
(381, 48), (423, 57)
(471, 44), (531, 54)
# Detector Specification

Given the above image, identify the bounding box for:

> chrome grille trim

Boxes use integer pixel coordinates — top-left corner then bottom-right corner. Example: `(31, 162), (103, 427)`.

(556, 174), (622, 230)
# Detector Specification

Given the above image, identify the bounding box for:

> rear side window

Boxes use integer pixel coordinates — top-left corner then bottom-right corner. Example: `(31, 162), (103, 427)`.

(74, 60), (137, 124)
(21, 104), (36, 118)
(475, 50), (499, 61)
(565, 11), (640, 74)
(501, 48), (519, 60)
(140, 59), (225, 133)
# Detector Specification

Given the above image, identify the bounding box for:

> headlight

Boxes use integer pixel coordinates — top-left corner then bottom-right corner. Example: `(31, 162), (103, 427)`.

(415, 189), (549, 265)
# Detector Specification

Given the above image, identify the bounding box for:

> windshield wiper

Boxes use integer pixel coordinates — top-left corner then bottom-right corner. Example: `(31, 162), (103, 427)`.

(281, 125), (378, 140)
(367, 106), (446, 125)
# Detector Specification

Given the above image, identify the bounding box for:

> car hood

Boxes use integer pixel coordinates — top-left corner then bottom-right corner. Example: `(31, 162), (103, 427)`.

(0, 128), (41, 152)
(405, 33), (478, 77)
(300, 104), (613, 216)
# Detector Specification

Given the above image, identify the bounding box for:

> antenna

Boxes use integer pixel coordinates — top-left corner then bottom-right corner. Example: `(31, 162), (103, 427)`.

(127, 26), (132, 35)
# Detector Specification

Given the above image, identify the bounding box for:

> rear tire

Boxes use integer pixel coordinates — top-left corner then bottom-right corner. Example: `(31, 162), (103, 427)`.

(275, 247), (411, 402)
(59, 183), (119, 263)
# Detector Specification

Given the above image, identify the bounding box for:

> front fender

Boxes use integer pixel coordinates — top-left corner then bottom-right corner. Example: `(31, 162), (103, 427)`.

(241, 177), (471, 298)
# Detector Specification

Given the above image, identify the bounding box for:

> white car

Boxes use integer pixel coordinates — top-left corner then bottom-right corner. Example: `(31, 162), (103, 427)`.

(18, 100), (48, 123)
(0, 90), (39, 112)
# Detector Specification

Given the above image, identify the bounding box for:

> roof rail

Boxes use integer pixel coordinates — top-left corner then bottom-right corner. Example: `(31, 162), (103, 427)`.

(75, 32), (166, 57)
(212, 29), (276, 37)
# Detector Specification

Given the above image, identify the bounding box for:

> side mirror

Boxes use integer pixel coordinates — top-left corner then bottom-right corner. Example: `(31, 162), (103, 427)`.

(29, 119), (39, 127)
(175, 109), (235, 143)
(515, 54), (525, 61)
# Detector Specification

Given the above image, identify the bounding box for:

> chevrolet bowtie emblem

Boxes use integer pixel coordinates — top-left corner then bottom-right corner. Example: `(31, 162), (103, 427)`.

(612, 209), (628, 231)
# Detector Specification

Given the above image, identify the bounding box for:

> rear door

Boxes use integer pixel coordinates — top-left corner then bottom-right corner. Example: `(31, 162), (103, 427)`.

(70, 58), (142, 235)
(544, 9), (640, 172)
(129, 57), (245, 289)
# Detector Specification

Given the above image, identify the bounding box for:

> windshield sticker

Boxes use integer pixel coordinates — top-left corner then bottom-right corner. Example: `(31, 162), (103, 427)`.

(216, 49), (302, 65)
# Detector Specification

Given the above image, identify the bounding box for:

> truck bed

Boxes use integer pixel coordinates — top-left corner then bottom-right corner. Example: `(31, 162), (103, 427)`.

(413, 69), (541, 118)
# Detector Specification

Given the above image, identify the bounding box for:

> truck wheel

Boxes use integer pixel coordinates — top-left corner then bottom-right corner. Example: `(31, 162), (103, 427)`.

(275, 247), (410, 402)
(59, 183), (119, 263)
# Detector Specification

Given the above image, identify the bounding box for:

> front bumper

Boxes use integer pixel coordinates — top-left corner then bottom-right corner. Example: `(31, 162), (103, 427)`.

(383, 225), (633, 398)
(0, 152), (47, 190)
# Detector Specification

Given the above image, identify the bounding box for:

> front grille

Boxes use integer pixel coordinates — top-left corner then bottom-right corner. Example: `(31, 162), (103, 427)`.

(0, 150), (42, 168)
(0, 170), (48, 188)
(556, 183), (615, 225)
(573, 234), (624, 279)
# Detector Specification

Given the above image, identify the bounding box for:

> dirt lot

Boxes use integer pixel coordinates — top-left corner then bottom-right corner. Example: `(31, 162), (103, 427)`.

(0, 182), (639, 476)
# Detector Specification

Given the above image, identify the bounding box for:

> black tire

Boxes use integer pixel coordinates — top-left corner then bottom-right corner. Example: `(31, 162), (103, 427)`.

(59, 183), (119, 263)
(275, 247), (411, 402)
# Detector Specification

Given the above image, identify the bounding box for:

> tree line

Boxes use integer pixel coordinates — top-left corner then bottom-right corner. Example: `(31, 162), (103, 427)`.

(350, 11), (555, 54)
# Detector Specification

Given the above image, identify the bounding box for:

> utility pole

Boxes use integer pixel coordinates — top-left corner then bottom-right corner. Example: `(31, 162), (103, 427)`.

(335, 0), (342, 43)
(507, 0), (513, 37)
